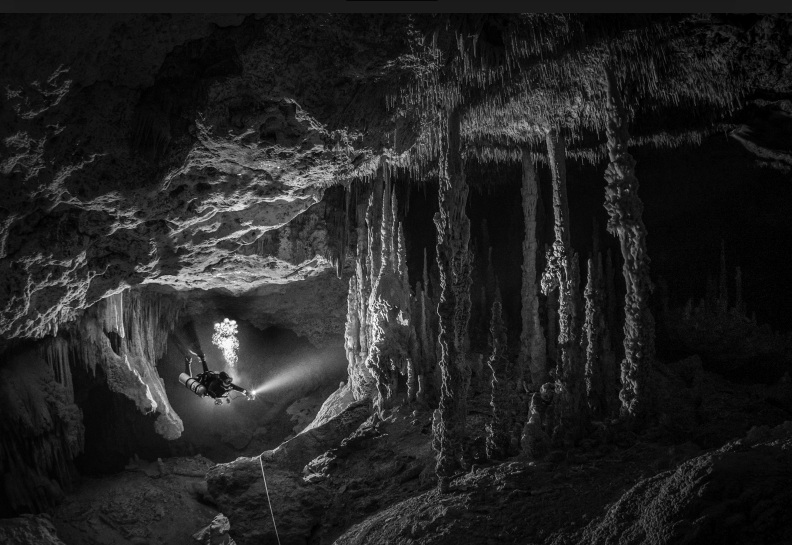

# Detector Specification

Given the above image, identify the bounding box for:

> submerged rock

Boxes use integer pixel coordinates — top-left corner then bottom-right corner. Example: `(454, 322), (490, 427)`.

(0, 514), (66, 545)
(192, 514), (237, 545)
(566, 422), (792, 545)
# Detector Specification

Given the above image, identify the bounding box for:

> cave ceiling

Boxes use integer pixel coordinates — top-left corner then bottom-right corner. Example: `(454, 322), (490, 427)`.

(1, 13), (790, 346)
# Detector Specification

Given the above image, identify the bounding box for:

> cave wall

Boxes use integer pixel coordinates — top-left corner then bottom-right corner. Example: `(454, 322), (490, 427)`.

(0, 288), (184, 515)
(0, 348), (83, 517)
(0, 14), (419, 345)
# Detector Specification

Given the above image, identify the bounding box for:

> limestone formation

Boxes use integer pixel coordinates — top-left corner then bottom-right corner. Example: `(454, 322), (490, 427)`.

(519, 150), (547, 389)
(603, 66), (657, 424)
(583, 255), (617, 419)
(433, 109), (473, 491)
(0, 514), (66, 545)
(485, 288), (512, 460)
(192, 514), (237, 545)
(519, 383), (555, 460)
(541, 128), (586, 445)
(0, 351), (83, 516)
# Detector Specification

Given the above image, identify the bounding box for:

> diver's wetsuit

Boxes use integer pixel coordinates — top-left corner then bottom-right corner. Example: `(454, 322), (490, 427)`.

(184, 356), (251, 402)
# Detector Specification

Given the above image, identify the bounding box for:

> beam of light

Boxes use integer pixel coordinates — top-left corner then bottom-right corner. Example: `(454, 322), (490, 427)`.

(251, 354), (328, 397)
(211, 318), (239, 370)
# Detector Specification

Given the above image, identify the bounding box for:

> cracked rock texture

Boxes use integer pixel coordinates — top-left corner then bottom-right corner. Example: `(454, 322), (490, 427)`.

(0, 14), (416, 343)
(565, 422), (792, 545)
(0, 514), (66, 545)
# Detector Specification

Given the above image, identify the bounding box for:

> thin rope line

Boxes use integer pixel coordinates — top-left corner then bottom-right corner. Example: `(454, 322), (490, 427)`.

(258, 454), (282, 545)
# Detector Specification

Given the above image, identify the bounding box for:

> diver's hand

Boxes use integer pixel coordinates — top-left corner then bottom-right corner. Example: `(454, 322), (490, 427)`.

(245, 390), (256, 401)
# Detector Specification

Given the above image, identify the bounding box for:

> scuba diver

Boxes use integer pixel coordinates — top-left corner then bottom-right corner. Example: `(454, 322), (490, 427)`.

(173, 319), (255, 405)
(180, 354), (255, 405)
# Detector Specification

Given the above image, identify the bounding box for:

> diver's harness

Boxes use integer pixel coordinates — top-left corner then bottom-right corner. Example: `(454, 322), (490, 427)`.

(178, 369), (254, 405)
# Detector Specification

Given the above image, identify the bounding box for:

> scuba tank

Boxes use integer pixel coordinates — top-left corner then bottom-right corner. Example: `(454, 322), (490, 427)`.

(179, 373), (207, 396)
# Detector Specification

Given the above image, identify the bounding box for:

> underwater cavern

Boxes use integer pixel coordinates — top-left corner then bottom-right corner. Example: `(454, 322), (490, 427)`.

(1, 12), (792, 545)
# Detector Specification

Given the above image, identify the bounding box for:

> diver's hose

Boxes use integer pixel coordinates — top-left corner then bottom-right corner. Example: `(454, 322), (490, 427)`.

(179, 373), (207, 396)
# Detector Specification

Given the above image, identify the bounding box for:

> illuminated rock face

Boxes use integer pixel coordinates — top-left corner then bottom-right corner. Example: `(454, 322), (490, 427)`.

(603, 68), (656, 424)
(0, 14), (416, 344)
(433, 109), (473, 491)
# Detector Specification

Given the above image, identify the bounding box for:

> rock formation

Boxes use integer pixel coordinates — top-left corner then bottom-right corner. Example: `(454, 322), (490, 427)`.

(541, 128), (586, 445)
(485, 288), (513, 460)
(432, 109), (473, 491)
(603, 66), (657, 425)
(0, 514), (66, 545)
(519, 150), (547, 389)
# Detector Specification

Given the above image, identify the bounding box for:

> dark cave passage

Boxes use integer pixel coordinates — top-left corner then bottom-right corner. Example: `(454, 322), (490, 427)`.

(72, 363), (173, 475)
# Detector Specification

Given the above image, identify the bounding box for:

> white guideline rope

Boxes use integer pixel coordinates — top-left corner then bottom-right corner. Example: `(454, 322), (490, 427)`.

(258, 454), (283, 545)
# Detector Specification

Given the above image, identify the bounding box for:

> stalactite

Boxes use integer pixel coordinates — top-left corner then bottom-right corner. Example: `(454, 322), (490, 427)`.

(541, 127), (586, 446)
(519, 150), (547, 389)
(397, 222), (409, 288)
(344, 274), (365, 398)
(433, 108), (472, 492)
(42, 336), (74, 404)
(360, 165), (417, 414)
(604, 65), (657, 425)
(485, 288), (513, 460)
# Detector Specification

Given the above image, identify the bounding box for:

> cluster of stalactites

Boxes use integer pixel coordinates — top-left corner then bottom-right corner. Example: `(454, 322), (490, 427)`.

(384, 14), (745, 181)
(1, 289), (186, 516)
(603, 66), (656, 425)
(432, 109), (473, 491)
(343, 160), (420, 412)
(40, 288), (185, 440)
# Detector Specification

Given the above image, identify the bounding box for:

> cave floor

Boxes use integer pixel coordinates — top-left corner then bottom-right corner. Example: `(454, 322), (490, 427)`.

(45, 365), (791, 545)
(51, 456), (219, 545)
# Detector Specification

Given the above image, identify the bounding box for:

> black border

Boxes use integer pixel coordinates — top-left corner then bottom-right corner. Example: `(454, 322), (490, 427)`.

(2, 0), (790, 14)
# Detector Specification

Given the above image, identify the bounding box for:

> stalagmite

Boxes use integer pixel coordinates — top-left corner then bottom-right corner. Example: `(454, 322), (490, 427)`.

(485, 287), (513, 460)
(433, 109), (473, 492)
(419, 248), (437, 402)
(603, 66), (657, 424)
(345, 194), (377, 401)
(351, 164), (418, 413)
(541, 127), (586, 445)
(583, 257), (609, 417)
(519, 149), (547, 389)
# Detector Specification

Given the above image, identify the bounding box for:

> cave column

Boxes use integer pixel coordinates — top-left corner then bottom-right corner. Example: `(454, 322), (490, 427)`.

(541, 127), (586, 445)
(603, 66), (656, 425)
(519, 149), (547, 390)
(433, 108), (472, 492)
